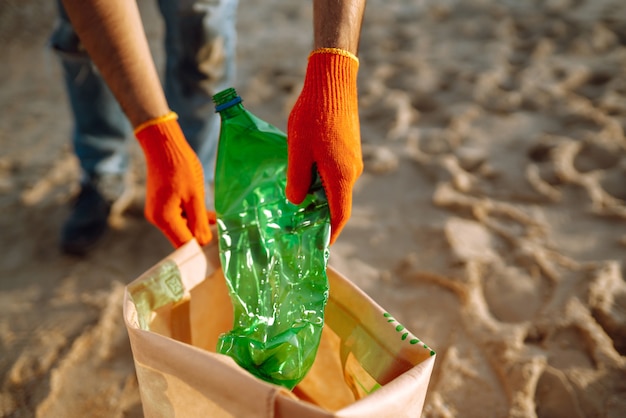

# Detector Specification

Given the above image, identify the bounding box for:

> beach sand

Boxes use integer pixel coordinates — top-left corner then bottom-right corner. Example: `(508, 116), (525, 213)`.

(1, 0), (625, 416)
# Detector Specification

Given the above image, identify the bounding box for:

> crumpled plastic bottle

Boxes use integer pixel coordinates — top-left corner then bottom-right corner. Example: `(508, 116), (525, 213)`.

(212, 87), (330, 390)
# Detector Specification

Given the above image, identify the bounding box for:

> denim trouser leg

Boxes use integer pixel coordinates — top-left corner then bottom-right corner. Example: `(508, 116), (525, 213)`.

(50, 0), (132, 180)
(51, 0), (238, 204)
(157, 0), (239, 187)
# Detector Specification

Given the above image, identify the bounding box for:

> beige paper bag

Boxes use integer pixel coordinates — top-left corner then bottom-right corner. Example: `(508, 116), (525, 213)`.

(123, 239), (435, 417)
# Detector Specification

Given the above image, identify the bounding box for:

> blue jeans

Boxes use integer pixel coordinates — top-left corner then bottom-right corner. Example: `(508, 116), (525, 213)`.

(50, 0), (238, 192)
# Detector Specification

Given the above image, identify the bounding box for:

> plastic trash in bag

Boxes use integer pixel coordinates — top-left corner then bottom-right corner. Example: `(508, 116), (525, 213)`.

(212, 87), (331, 389)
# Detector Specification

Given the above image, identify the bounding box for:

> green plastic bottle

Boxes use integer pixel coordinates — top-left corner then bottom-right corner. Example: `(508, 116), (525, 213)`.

(212, 87), (330, 390)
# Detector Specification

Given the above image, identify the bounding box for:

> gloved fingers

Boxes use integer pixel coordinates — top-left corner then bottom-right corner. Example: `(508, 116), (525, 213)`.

(286, 149), (314, 205)
(147, 197), (194, 248)
(182, 196), (213, 246)
(320, 174), (352, 245)
(318, 153), (363, 245)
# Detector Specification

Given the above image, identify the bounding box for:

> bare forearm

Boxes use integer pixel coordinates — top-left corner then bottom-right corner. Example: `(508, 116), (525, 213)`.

(313, 0), (366, 54)
(61, 0), (168, 127)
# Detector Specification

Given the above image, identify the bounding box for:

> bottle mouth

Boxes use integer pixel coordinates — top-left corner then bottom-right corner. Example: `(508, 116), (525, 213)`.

(213, 87), (242, 112)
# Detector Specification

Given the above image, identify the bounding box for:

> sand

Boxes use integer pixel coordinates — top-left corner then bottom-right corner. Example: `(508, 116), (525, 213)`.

(1, 0), (626, 416)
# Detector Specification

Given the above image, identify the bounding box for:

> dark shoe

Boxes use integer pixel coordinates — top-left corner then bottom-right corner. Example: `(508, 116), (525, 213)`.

(60, 181), (111, 256)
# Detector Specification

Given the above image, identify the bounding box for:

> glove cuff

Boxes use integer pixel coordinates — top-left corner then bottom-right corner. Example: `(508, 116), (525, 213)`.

(133, 111), (178, 136)
(134, 112), (189, 165)
(303, 48), (359, 113)
(309, 47), (359, 63)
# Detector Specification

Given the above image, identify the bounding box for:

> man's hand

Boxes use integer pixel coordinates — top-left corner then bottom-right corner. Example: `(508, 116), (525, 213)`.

(286, 48), (363, 245)
(135, 112), (213, 247)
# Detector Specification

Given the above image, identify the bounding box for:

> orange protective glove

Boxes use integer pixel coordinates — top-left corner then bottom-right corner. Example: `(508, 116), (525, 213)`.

(135, 112), (213, 247)
(287, 48), (363, 245)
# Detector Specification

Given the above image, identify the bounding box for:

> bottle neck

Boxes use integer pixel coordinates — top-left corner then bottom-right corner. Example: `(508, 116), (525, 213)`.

(214, 88), (245, 119)
(217, 102), (245, 120)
